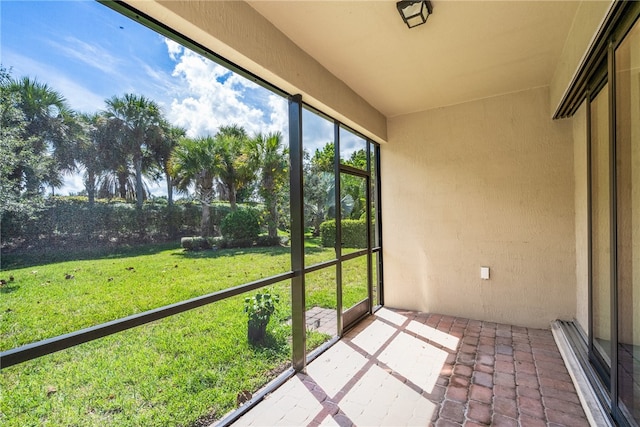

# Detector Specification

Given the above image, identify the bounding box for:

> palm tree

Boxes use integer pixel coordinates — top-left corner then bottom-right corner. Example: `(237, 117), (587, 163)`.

(149, 120), (185, 207)
(96, 168), (138, 201)
(170, 136), (218, 237)
(86, 112), (135, 201)
(304, 167), (332, 237)
(104, 94), (162, 209)
(75, 113), (112, 205)
(251, 132), (288, 238)
(213, 125), (256, 211)
(7, 76), (76, 195)
(0, 67), (50, 217)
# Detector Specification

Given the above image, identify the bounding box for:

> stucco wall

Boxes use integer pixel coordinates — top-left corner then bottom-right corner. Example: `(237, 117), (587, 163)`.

(382, 87), (576, 329)
(126, 0), (387, 144)
(573, 103), (589, 333)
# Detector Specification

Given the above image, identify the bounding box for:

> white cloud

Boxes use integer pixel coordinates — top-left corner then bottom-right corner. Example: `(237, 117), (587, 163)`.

(55, 78), (105, 115)
(226, 72), (261, 91)
(339, 130), (367, 159)
(166, 46), (287, 138)
(59, 173), (85, 196)
(267, 94), (288, 136)
(48, 36), (122, 76)
(164, 38), (183, 61)
(147, 180), (168, 198)
(42, 36), (292, 196)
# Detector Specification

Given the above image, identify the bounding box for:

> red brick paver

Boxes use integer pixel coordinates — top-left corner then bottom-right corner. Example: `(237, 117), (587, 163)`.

(405, 310), (588, 426)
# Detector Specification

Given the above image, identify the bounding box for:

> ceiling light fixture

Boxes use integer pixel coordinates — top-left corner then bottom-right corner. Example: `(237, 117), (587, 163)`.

(396, 0), (433, 29)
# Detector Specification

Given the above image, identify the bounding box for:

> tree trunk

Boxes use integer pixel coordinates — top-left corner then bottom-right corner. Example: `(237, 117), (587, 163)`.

(165, 171), (177, 238)
(313, 205), (324, 237)
(264, 176), (277, 238)
(201, 201), (211, 237)
(165, 171), (173, 207)
(268, 202), (278, 238)
(229, 182), (237, 211)
(86, 170), (95, 206)
(134, 155), (144, 209)
(117, 171), (127, 199)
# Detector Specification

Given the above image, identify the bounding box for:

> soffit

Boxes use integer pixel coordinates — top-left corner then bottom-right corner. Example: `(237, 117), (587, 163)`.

(247, 1), (580, 118)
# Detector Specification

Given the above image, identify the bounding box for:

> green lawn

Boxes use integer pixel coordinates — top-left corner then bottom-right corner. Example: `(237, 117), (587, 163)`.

(0, 240), (368, 426)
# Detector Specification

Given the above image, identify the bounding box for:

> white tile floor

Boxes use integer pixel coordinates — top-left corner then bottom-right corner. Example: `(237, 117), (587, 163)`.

(233, 377), (324, 426)
(306, 341), (367, 398)
(232, 308), (443, 427)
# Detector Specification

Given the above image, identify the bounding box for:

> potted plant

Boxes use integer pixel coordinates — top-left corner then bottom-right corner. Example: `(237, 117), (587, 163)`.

(244, 290), (280, 345)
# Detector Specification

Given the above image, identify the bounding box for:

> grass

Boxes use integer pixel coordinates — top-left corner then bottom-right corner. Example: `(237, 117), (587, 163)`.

(1, 291), (292, 426)
(1, 244), (292, 349)
(0, 239), (369, 426)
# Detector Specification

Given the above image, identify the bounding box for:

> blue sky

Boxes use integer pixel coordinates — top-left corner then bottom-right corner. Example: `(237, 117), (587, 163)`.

(1, 0), (364, 195)
(1, 0), (289, 195)
(1, 1), (177, 115)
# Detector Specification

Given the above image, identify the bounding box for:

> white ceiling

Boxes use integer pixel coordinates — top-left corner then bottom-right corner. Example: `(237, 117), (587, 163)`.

(248, 1), (580, 118)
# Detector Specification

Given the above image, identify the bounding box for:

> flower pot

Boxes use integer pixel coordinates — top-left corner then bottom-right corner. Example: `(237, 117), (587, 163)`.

(247, 320), (267, 345)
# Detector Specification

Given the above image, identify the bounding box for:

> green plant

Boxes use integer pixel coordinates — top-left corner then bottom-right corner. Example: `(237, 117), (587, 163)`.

(319, 219), (336, 247)
(180, 236), (213, 251)
(221, 209), (260, 241)
(319, 219), (367, 248)
(244, 289), (280, 344)
(255, 235), (282, 247)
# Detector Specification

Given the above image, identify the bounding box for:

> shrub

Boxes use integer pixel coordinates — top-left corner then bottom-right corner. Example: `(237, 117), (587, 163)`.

(255, 235), (282, 247)
(221, 209), (260, 241)
(210, 235), (279, 250)
(319, 220), (336, 248)
(218, 238), (254, 249)
(341, 219), (368, 248)
(180, 236), (212, 251)
(319, 219), (367, 248)
(207, 236), (225, 248)
(0, 196), (259, 251)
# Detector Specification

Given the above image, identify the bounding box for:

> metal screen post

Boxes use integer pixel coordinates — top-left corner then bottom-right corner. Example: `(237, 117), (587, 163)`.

(334, 122), (343, 336)
(289, 94), (306, 371)
(375, 144), (384, 306)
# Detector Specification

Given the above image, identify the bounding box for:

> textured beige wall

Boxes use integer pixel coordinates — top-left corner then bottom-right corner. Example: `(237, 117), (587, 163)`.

(550, 0), (613, 117)
(573, 103), (589, 333)
(383, 87), (576, 329)
(126, 0), (387, 143)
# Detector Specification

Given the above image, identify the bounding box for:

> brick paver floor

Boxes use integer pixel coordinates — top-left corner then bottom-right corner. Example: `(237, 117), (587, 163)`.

(306, 306), (338, 336)
(232, 308), (588, 426)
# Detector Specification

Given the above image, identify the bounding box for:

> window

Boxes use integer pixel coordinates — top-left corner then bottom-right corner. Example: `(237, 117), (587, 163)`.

(0, 2), (383, 425)
(574, 3), (640, 425)
(614, 16), (640, 423)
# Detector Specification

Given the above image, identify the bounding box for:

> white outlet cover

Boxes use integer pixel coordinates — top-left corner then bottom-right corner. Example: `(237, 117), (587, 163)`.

(480, 267), (490, 280)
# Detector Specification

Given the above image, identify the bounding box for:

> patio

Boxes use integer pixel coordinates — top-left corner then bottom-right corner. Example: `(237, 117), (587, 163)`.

(230, 308), (588, 427)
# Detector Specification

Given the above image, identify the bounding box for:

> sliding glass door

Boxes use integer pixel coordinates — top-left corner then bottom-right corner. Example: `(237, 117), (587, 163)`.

(588, 12), (640, 426)
(337, 127), (373, 330)
(615, 17), (640, 424)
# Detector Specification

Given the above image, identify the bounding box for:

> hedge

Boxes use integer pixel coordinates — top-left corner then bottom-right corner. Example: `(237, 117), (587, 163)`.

(221, 209), (260, 240)
(181, 235), (282, 251)
(319, 219), (367, 248)
(1, 196), (238, 249)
